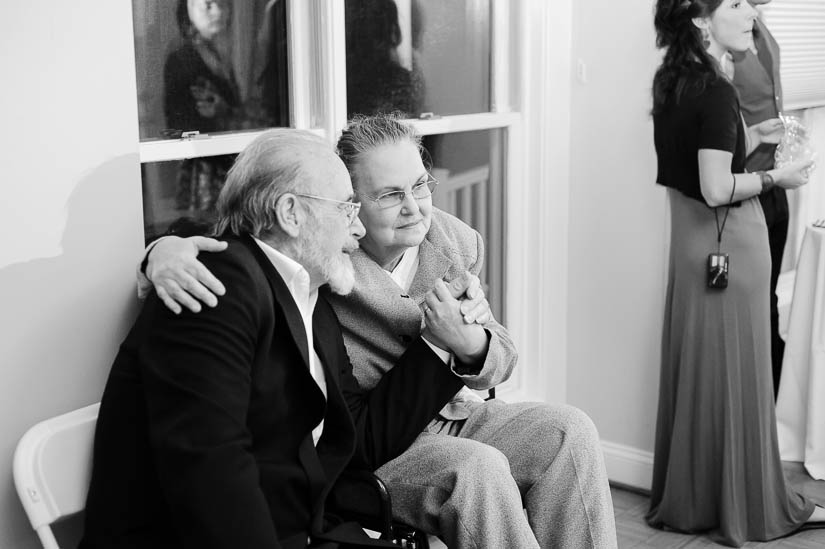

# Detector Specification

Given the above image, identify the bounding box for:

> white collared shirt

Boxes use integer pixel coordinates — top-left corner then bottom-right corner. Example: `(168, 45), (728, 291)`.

(254, 238), (327, 446)
(388, 246), (420, 293)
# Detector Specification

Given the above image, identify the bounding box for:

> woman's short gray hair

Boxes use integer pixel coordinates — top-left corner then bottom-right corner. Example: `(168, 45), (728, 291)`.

(212, 129), (332, 238)
(336, 112), (424, 186)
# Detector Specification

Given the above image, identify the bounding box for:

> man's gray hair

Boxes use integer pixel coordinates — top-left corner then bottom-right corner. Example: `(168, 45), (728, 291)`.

(212, 129), (332, 238)
(336, 112), (424, 186)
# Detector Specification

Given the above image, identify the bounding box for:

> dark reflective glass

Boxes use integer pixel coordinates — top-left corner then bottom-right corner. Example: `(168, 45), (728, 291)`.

(425, 129), (505, 319)
(141, 155), (236, 244)
(132, 0), (289, 141)
(345, 0), (491, 118)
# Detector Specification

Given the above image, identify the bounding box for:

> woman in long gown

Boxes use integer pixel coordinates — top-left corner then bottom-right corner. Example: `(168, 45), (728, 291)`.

(646, 0), (823, 546)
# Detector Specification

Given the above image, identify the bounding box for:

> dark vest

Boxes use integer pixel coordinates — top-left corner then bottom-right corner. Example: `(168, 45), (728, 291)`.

(732, 17), (783, 172)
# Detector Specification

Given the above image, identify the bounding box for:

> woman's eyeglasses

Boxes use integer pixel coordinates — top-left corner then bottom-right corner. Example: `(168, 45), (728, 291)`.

(363, 174), (439, 208)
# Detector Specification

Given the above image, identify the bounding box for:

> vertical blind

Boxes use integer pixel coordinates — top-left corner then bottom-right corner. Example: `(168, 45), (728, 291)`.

(762, 1), (825, 111)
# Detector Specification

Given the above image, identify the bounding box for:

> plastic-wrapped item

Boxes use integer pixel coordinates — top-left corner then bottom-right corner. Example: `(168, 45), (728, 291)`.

(775, 114), (816, 169)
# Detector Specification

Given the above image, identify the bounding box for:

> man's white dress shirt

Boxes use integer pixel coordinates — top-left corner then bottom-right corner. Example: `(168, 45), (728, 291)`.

(255, 238), (327, 446)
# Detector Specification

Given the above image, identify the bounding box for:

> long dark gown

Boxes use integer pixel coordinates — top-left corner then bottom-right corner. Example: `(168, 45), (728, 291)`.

(646, 75), (813, 547)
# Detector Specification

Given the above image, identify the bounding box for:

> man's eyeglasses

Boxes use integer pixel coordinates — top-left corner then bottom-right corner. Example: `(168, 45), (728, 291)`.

(362, 174), (439, 208)
(294, 193), (362, 224)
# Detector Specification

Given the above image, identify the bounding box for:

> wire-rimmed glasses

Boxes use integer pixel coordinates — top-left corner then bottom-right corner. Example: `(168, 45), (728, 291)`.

(294, 193), (362, 224)
(362, 173), (439, 208)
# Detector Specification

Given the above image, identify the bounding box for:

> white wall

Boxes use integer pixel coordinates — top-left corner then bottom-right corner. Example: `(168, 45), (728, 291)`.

(565, 0), (666, 488)
(0, 3), (144, 548)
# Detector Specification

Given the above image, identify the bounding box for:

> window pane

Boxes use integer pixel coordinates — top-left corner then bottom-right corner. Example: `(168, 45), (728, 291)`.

(345, 0), (491, 118)
(141, 155), (235, 244)
(425, 129), (505, 320)
(132, 0), (289, 141)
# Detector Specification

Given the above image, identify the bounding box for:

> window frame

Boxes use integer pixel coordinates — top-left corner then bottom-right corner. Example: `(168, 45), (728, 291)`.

(138, 0), (517, 158)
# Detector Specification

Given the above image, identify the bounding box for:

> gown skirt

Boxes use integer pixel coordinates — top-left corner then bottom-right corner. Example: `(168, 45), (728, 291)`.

(646, 189), (813, 547)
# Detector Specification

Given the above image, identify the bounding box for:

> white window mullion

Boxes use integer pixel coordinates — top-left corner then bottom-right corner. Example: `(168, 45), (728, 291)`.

(314, 0), (348, 141)
(490, 0), (511, 113)
(287, 0), (313, 129)
(139, 132), (271, 164)
(407, 112), (519, 136)
(138, 128), (326, 164)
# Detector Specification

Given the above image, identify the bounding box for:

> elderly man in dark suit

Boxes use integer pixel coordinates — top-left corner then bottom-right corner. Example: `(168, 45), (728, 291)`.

(141, 115), (616, 548)
(79, 129), (464, 549)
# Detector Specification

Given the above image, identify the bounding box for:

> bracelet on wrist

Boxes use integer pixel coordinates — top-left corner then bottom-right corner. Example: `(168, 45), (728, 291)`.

(757, 170), (775, 193)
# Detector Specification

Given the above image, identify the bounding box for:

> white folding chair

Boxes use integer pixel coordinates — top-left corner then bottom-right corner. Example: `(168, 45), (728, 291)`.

(13, 403), (100, 549)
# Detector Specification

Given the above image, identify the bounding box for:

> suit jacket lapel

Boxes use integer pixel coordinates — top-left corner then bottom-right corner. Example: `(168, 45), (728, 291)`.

(311, 302), (356, 458)
(241, 234), (311, 369)
(310, 301), (357, 531)
(239, 234), (330, 516)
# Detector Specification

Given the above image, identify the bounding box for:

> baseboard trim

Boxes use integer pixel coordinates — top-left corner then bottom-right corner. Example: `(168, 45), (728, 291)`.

(601, 440), (653, 491)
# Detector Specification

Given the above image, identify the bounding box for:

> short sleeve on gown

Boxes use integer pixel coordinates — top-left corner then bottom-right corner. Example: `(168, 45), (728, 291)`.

(697, 82), (739, 154)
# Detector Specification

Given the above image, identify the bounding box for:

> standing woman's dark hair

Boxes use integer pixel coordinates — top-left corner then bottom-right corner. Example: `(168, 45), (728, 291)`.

(176, 0), (195, 39)
(652, 0), (724, 114)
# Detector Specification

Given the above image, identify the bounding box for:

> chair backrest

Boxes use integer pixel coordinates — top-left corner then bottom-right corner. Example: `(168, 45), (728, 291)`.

(13, 403), (100, 549)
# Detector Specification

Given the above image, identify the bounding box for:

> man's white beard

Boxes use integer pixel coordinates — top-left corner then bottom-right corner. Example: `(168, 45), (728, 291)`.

(301, 238), (356, 295)
(323, 253), (355, 295)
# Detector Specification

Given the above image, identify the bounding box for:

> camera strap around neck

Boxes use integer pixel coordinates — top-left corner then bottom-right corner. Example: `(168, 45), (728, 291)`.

(713, 175), (737, 253)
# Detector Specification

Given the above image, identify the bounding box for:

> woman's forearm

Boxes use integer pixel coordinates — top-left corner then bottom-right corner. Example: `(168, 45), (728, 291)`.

(702, 172), (762, 207)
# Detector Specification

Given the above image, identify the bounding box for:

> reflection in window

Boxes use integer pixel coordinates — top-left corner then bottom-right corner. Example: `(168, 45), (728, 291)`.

(426, 129), (505, 320)
(345, 0), (423, 118)
(345, 0), (491, 118)
(141, 155), (235, 244)
(132, 0), (289, 140)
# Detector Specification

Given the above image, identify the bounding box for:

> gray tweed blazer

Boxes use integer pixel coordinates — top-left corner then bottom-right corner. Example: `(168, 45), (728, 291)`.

(326, 208), (517, 421)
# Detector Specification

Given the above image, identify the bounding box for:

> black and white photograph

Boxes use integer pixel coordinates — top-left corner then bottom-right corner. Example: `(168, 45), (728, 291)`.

(2, 1), (825, 548)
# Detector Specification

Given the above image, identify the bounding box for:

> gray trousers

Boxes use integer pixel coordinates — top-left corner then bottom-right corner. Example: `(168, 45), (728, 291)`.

(374, 400), (617, 549)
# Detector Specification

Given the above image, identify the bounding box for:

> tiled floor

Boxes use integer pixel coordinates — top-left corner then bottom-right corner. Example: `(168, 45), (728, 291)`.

(612, 485), (825, 548)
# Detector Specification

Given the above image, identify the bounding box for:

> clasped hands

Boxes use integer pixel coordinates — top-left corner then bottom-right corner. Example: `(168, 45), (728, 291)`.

(421, 274), (492, 366)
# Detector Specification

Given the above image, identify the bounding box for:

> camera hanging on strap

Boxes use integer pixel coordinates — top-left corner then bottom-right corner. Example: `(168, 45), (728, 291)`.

(707, 175), (737, 290)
